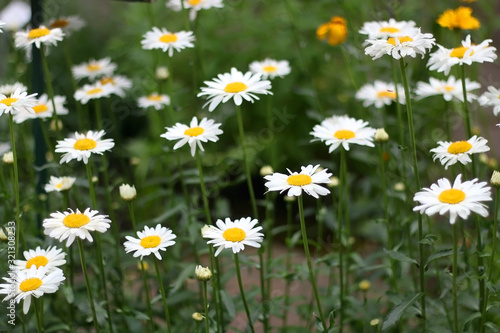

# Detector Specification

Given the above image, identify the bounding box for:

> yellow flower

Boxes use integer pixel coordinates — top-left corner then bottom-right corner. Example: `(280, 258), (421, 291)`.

(437, 7), (480, 30)
(316, 16), (347, 46)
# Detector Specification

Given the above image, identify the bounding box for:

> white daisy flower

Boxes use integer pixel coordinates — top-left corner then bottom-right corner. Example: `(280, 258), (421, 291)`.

(74, 82), (114, 105)
(355, 80), (405, 108)
(15, 25), (64, 49)
(141, 27), (195, 57)
(160, 116), (223, 156)
(72, 58), (117, 81)
(249, 58), (291, 80)
(430, 136), (489, 170)
(203, 217), (264, 257)
(198, 67), (272, 111)
(0, 82), (28, 96)
(0, 1), (31, 32)
(44, 176), (76, 193)
(427, 35), (497, 75)
(415, 76), (480, 102)
(123, 224), (177, 260)
(14, 94), (68, 124)
(264, 164), (332, 199)
(364, 28), (435, 60)
(166, 0), (223, 21)
(43, 208), (112, 246)
(14, 246), (66, 273)
(97, 75), (132, 97)
(478, 86), (500, 116)
(0, 265), (65, 314)
(137, 93), (171, 110)
(47, 15), (85, 35)
(413, 174), (491, 224)
(359, 18), (418, 39)
(0, 88), (37, 117)
(55, 130), (115, 164)
(310, 115), (376, 152)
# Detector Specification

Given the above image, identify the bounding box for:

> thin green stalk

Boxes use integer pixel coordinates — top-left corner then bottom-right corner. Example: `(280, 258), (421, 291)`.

(298, 195), (327, 331)
(202, 281), (210, 333)
(340, 45), (358, 91)
(340, 147), (351, 322)
(38, 119), (54, 158)
(282, 198), (294, 327)
(166, 56), (175, 125)
(95, 99), (102, 130)
(196, 152), (212, 225)
(77, 238), (100, 333)
(154, 257), (172, 332)
(34, 298), (43, 333)
(262, 193), (274, 331)
(234, 253), (255, 333)
(399, 58), (426, 325)
(39, 47), (61, 139)
(235, 105), (258, 218)
(258, 252), (268, 331)
(460, 64), (472, 139)
(452, 222), (459, 333)
(62, 40), (85, 130)
(266, 95), (277, 168)
(8, 113), (21, 258)
(336, 150), (345, 331)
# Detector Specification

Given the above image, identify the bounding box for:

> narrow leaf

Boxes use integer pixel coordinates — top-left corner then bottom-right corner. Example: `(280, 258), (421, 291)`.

(382, 293), (423, 330)
(424, 248), (452, 269)
(383, 248), (418, 265)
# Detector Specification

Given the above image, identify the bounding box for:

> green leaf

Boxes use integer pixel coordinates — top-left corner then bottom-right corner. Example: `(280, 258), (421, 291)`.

(424, 248), (452, 269)
(382, 293), (423, 330)
(170, 264), (195, 294)
(220, 289), (235, 318)
(383, 248), (418, 265)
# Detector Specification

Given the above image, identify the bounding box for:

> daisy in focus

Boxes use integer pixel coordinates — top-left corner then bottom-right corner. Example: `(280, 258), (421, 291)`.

(97, 75), (132, 97)
(141, 27), (195, 57)
(0, 88), (37, 116)
(0, 265), (65, 314)
(197, 67), (272, 111)
(47, 15), (85, 35)
(160, 116), (223, 156)
(138, 93), (171, 110)
(166, 0), (223, 21)
(430, 136), (489, 169)
(359, 18), (417, 39)
(310, 115), (376, 152)
(364, 28), (435, 60)
(44, 176), (76, 193)
(413, 174), (491, 224)
(0, 82), (27, 96)
(15, 25), (64, 50)
(415, 76), (480, 102)
(249, 58), (291, 80)
(203, 217), (264, 257)
(123, 224), (177, 260)
(14, 94), (68, 124)
(74, 82), (114, 104)
(264, 164), (332, 199)
(55, 130), (115, 164)
(478, 86), (500, 116)
(355, 80), (405, 108)
(437, 6), (480, 30)
(316, 16), (347, 46)
(72, 58), (117, 81)
(427, 35), (497, 75)
(15, 246), (66, 273)
(43, 208), (112, 246)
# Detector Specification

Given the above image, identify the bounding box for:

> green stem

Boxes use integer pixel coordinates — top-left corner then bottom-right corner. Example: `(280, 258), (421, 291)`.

(8, 113), (21, 259)
(203, 281), (210, 333)
(39, 47), (61, 139)
(77, 238), (100, 333)
(298, 195), (327, 331)
(38, 119), (54, 157)
(95, 99), (102, 130)
(196, 152), (212, 225)
(62, 39), (85, 130)
(282, 199), (293, 327)
(340, 45), (358, 91)
(234, 253), (255, 333)
(336, 150), (345, 331)
(34, 298), (44, 333)
(154, 257), (172, 332)
(460, 64), (472, 139)
(235, 105), (258, 218)
(452, 222), (459, 333)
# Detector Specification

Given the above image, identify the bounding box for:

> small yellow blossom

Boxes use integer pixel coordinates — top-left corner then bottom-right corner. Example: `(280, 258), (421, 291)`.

(437, 7), (480, 30)
(359, 279), (371, 291)
(192, 312), (204, 321)
(317, 16), (347, 46)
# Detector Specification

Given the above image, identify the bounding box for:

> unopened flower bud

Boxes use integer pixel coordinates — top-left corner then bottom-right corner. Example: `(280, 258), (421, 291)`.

(119, 184), (137, 201)
(374, 128), (389, 142)
(394, 182), (405, 192)
(50, 119), (63, 132)
(260, 165), (274, 176)
(284, 195), (296, 202)
(2, 152), (13, 164)
(137, 261), (149, 271)
(156, 66), (169, 80)
(327, 176), (339, 188)
(192, 312), (203, 321)
(0, 228), (7, 241)
(195, 265), (212, 281)
(201, 225), (211, 237)
(491, 171), (500, 187)
(370, 318), (380, 326)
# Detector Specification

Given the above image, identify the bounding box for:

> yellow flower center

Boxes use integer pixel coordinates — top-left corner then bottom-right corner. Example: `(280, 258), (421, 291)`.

(159, 34), (178, 43)
(86, 88), (102, 95)
(56, 183), (63, 189)
(50, 19), (69, 29)
(380, 27), (400, 33)
(1, 97), (18, 106)
(33, 104), (49, 114)
(387, 36), (413, 46)
(187, 0), (201, 5)
(28, 27), (51, 39)
(19, 278), (43, 292)
(224, 82), (248, 93)
(447, 141), (472, 154)
(377, 91), (397, 99)
(26, 256), (49, 269)
(184, 126), (205, 137)
(100, 77), (115, 85)
(73, 138), (97, 151)
(263, 66), (277, 73)
(287, 174), (312, 186)
(147, 95), (162, 101)
(450, 46), (474, 58)
(222, 227), (246, 242)
(438, 188), (466, 204)
(63, 213), (91, 228)
(444, 86), (455, 92)
(87, 64), (101, 71)
(334, 129), (355, 140)
(140, 235), (161, 248)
